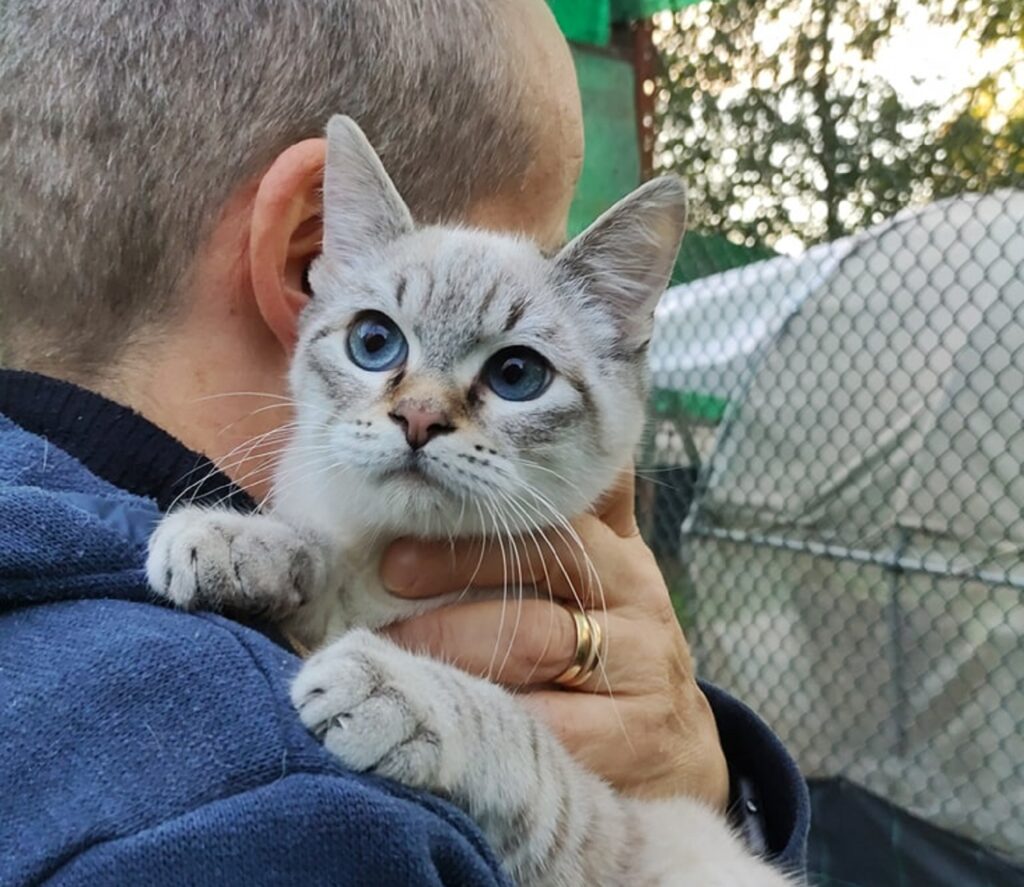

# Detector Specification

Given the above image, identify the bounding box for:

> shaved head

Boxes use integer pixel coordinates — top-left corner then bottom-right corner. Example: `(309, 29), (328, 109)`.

(0, 0), (574, 379)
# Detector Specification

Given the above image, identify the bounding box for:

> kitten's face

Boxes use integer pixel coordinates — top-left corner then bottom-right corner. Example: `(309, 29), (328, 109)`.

(279, 117), (686, 537)
(292, 230), (643, 533)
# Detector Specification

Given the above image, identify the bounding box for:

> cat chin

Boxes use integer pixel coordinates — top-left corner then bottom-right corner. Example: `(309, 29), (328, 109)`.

(310, 471), (578, 541)
(292, 472), (465, 537)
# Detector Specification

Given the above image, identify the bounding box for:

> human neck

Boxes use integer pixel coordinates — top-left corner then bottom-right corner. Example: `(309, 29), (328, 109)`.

(87, 305), (291, 506)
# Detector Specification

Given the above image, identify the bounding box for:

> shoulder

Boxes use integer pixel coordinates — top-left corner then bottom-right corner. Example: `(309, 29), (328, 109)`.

(2, 599), (330, 833)
(46, 771), (507, 887)
(1, 599), (505, 885)
(2, 597), (312, 777)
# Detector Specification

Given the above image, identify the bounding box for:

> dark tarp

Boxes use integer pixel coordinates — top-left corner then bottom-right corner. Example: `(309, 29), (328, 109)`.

(809, 778), (1024, 887)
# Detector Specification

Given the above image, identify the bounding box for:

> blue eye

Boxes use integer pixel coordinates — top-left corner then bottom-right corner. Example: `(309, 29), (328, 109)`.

(347, 312), (408, 371)
(484, 347), (552, 401)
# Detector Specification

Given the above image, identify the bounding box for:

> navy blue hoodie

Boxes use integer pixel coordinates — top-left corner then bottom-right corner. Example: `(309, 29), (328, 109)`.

(0, 371), (808, 885)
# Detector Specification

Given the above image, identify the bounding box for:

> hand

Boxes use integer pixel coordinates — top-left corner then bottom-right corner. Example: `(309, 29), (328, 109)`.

(379, 470), (729, 810)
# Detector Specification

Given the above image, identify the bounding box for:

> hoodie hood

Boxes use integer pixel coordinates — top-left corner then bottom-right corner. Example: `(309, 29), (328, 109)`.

(0, 416), (160, 607)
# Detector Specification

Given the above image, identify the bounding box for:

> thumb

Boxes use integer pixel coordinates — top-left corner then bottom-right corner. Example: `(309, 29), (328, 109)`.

(594, 465), (639, 538)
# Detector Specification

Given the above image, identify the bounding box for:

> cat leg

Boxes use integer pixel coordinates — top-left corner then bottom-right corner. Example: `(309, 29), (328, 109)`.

(291, 628), (597, 884)
(146, 506), (327, 619)
(290, 629), (794, 886)
(624, 797), (799, 887)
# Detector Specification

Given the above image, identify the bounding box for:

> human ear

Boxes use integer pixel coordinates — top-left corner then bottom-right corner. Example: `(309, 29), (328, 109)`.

(249, 138), (325, 351)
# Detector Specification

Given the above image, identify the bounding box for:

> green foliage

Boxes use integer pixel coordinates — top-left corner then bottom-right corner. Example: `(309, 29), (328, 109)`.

(657, 0), (1024, 249)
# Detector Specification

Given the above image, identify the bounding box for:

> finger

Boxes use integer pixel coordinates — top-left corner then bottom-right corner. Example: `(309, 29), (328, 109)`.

(382, 598), (577, 686)
(593, 465), (639, 538)
(518, 691), (651, 784)
(381, 518), (668, 613)
(383, 599), (663, 692)
(518, 688), (728, 808)
(380, 527), (608, 607)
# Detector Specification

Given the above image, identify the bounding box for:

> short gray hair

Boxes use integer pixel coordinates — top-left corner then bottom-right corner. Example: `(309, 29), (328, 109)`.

(0, 0), (530, 378)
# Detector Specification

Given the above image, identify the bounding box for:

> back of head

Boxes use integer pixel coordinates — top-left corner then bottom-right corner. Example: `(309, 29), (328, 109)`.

(0, 0), (529, 381)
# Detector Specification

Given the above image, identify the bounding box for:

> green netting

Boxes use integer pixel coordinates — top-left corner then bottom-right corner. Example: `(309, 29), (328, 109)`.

(651, 388), (728, 423)
(673, 231), (775, 285)
(568, 47), (772, 283)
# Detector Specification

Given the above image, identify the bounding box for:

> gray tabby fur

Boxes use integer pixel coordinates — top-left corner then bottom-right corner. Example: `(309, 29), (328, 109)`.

(147, 116), (796, 887)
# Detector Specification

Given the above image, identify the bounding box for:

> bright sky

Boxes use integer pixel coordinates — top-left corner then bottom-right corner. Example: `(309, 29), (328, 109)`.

(873, 3), (1023, 118)
(655, 2), (1023, 255)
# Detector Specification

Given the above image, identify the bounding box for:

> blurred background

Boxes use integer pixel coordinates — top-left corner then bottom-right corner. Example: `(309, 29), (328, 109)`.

(546, 1), (1024, 884)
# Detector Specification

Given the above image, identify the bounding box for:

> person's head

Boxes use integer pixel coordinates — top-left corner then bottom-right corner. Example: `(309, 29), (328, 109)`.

(0, 0), (583, 494)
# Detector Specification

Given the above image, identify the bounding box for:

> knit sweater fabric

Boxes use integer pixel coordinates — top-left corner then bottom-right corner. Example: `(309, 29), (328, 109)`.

(0, 370), (809, 884)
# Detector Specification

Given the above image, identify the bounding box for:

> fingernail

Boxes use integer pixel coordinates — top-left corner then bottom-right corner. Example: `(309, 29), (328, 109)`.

(380, 540), (419, 592)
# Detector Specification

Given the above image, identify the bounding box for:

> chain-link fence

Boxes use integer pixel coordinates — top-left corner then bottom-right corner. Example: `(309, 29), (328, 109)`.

(638, 188), (1024, 875)
(634, 5), (1024, 879)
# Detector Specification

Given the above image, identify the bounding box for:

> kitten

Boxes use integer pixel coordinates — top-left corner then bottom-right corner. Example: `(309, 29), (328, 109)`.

(147, 116), (796, 887)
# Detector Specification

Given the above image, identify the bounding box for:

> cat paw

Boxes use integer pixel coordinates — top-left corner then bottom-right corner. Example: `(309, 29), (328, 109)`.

(291, 630), (451, 791)
(146, 507), (325, 618)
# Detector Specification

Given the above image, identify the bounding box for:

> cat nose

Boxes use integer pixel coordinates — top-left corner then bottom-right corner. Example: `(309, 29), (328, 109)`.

(388, 401), (455, 450)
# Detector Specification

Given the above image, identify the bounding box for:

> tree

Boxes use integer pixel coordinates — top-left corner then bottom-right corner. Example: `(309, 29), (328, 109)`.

(928, 1), (1024, 198)
(656, 0), (1024, 250)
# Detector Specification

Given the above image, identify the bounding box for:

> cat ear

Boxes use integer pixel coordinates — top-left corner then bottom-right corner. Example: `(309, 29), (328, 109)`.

(553, 176), (687, 348)
(321, 115), (414, 264)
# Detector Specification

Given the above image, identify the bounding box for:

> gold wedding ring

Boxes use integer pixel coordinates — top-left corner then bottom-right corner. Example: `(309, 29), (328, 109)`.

(553, 608), (603, 688)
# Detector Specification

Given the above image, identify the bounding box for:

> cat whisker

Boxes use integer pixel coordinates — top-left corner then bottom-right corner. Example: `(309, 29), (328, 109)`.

(517, 521), (559, 689)
(509, 484), (593, 608)
(456, 499), (493, 604)
(492, 489), (567, 689)
(179, 437), (337, 511)
(492, 488), (530, 682)
(191, 391), (336, 441)
(205, 446), (338, 509)
(255, 451), (353, 512)
(210, 401), (310, 439)
(448, 491), (468, 553)
(166, 422), (310, 511)
(480, 489), (513, 682)
(509, 456), (580, 492)
(504, 481), (620, 711)
(194, 390), (337, 420)
(490, 489), (530, 685)
(493, 488), (626, 736)
(532, 504), (609, 665)
(193, 390), (298, 404)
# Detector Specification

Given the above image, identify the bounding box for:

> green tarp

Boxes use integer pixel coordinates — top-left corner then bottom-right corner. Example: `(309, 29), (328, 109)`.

(567, 49), (641, 235)
(567, 48), (773, 286)
(549, 0), (610, 45)
(549, 0), (703, 46)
